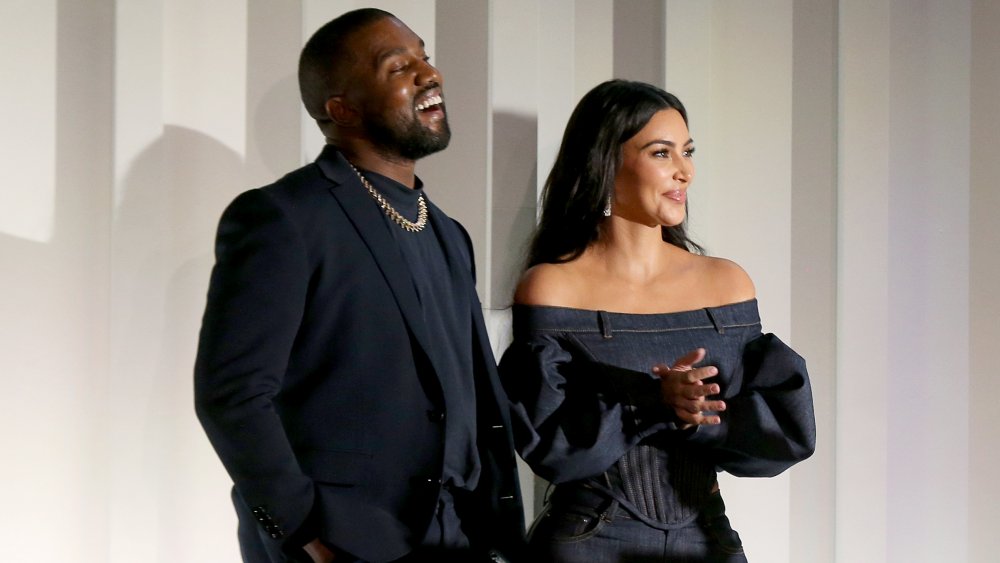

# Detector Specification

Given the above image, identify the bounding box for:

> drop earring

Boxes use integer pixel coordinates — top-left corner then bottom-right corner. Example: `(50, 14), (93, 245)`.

(603, 195), (612, 217)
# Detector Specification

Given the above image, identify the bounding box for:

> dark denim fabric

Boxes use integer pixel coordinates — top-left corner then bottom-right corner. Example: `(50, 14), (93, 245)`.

(528, 489), (747, 563)
(499, 299), (815, 561)
(500, 299), (815, 484)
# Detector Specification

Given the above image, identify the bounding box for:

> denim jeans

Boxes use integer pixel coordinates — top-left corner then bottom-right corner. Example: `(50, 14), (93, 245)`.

(527, 489), (747, 563)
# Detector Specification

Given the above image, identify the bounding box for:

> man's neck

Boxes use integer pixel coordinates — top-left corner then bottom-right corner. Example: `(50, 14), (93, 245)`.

(330, 142), (417, 188)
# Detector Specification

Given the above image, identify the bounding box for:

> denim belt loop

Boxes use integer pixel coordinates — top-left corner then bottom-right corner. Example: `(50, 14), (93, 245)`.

(705, 307), (726, 334)
(597, 311), (613, 339)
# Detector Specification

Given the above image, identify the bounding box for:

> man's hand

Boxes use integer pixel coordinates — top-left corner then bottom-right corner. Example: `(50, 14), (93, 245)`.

(303, 538), (335, 563)
(653, 348), (726, 428)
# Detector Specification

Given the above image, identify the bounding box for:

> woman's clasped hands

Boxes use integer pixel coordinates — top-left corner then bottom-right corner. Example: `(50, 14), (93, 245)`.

(652, 348), (726, 428)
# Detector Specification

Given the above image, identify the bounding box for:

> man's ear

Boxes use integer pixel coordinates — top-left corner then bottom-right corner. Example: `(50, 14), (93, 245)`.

(326, 96), (359, 128)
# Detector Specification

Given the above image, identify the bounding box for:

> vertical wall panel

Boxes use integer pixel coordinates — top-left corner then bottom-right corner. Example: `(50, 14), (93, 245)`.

(573, 0), (613, 100)
(886, 2), (971, 560)
(837, 1), (891, 560)
(970, 2), (1000, 562)
(52, 1), (115, 557)
(613, 0), (664, 85)
(246, 2), (303, 186)
(163, 0), (248, 153)
(490, 0), (539, 308)
(0, 1), (114, 561)
(790, 1), (838, 561)
(0, 0), (56, 243)
(536, 0), (579, 195)
(109, 0), (167, 559)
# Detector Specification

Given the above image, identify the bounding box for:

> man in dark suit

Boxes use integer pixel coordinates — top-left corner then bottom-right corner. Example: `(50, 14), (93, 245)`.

(194, 8), (524, 563)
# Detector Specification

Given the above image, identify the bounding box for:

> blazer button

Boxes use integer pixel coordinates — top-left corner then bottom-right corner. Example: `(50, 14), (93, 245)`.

(427, 410), (445, 422)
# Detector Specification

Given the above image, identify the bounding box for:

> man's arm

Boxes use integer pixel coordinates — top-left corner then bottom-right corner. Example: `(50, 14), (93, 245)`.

(194, 189), (317, 552)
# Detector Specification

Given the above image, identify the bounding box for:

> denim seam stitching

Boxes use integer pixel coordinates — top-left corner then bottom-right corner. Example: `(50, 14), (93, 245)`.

(528, 322), (760, 334)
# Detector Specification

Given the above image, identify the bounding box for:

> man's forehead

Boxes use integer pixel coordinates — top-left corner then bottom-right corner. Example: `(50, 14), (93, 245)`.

(353, 18), (425, 62)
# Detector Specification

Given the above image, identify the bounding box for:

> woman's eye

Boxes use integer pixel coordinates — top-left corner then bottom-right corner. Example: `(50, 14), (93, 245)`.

(653, 149), (670, 158)
(683, 147), (696, 157)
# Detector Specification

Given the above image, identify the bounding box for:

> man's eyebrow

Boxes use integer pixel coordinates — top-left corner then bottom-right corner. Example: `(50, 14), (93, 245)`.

(376, 40), (427, 66)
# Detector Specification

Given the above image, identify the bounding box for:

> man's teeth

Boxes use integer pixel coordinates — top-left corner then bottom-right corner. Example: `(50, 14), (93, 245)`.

(416, 95), (443, 111)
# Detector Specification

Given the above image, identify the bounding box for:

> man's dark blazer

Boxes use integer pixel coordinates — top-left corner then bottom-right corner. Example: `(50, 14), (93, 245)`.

(194, 145), (524, 563)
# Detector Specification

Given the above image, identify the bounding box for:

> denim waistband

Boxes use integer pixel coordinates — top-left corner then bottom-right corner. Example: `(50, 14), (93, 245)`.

(511, 299), (760, 336)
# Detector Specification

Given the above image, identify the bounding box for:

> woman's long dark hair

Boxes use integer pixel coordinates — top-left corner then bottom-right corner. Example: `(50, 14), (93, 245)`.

(525, 79), (703, 268)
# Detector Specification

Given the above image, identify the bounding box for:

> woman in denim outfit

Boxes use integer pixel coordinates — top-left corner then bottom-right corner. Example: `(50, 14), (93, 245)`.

(499, 80), (816, 562)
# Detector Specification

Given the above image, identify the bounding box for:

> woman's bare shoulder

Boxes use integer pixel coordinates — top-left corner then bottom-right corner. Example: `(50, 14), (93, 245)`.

(513, 262), (582, 306)
(693, 255), (756, 304)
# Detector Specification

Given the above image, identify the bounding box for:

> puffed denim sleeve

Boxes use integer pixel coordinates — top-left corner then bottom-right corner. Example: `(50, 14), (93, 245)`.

(689, 333), (816, 477)
(499, 333), (679, 484)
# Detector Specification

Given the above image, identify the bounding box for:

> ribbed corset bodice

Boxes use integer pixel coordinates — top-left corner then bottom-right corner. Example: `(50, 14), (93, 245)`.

(597, 435), (717, 526)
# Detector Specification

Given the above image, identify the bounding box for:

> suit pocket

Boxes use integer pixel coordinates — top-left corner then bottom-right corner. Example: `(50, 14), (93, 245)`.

(297, 448), (371, 486)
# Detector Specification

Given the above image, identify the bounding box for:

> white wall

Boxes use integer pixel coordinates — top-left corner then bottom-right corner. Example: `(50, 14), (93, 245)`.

(1, 1), (996, 562)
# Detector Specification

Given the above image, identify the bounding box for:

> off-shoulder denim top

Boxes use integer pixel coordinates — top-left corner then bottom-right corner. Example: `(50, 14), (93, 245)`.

(499, 299), (815, 529)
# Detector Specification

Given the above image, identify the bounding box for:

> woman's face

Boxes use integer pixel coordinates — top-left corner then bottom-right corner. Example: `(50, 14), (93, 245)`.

(612, 108), (694, 228)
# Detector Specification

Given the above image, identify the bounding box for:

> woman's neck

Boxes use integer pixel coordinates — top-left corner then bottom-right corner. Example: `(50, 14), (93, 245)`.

(590, 219), (683, 283)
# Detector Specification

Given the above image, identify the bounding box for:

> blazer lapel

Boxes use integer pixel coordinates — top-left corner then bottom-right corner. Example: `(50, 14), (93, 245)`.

(426, 202), (476, 298)
(427, 202), (509, 408)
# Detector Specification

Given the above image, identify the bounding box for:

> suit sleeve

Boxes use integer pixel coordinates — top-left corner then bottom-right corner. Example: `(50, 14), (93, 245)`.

(194, 189), (317, 551)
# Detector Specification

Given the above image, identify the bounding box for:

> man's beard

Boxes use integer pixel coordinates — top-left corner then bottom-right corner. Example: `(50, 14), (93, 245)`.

(365, 109), (451, 161)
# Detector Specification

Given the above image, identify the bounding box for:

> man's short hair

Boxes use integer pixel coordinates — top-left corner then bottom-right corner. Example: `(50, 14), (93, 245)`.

(298, 8), (395, 123)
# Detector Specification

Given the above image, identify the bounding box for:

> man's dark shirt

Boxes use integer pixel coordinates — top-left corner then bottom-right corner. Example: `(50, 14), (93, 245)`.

(366, 170), (481, 491)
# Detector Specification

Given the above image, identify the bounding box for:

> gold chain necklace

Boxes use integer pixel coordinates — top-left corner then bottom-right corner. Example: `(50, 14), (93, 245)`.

(347, 163), (428, 233)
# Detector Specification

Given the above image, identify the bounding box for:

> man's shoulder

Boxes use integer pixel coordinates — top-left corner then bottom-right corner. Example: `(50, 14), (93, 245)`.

(221, 161), (334, 229)
(258, 161), (329, 201)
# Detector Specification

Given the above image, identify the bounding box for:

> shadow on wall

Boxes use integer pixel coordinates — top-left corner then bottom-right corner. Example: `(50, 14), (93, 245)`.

(490, 111), (540, 310)
(247, 72), (302, 186)
(112, 125), (246, 562)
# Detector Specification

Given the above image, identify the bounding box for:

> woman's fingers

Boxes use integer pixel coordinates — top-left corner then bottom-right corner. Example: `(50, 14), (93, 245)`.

(670, 347), (706, 371)
(655, 349), (724, 426)
(682, 380), (720, 399)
